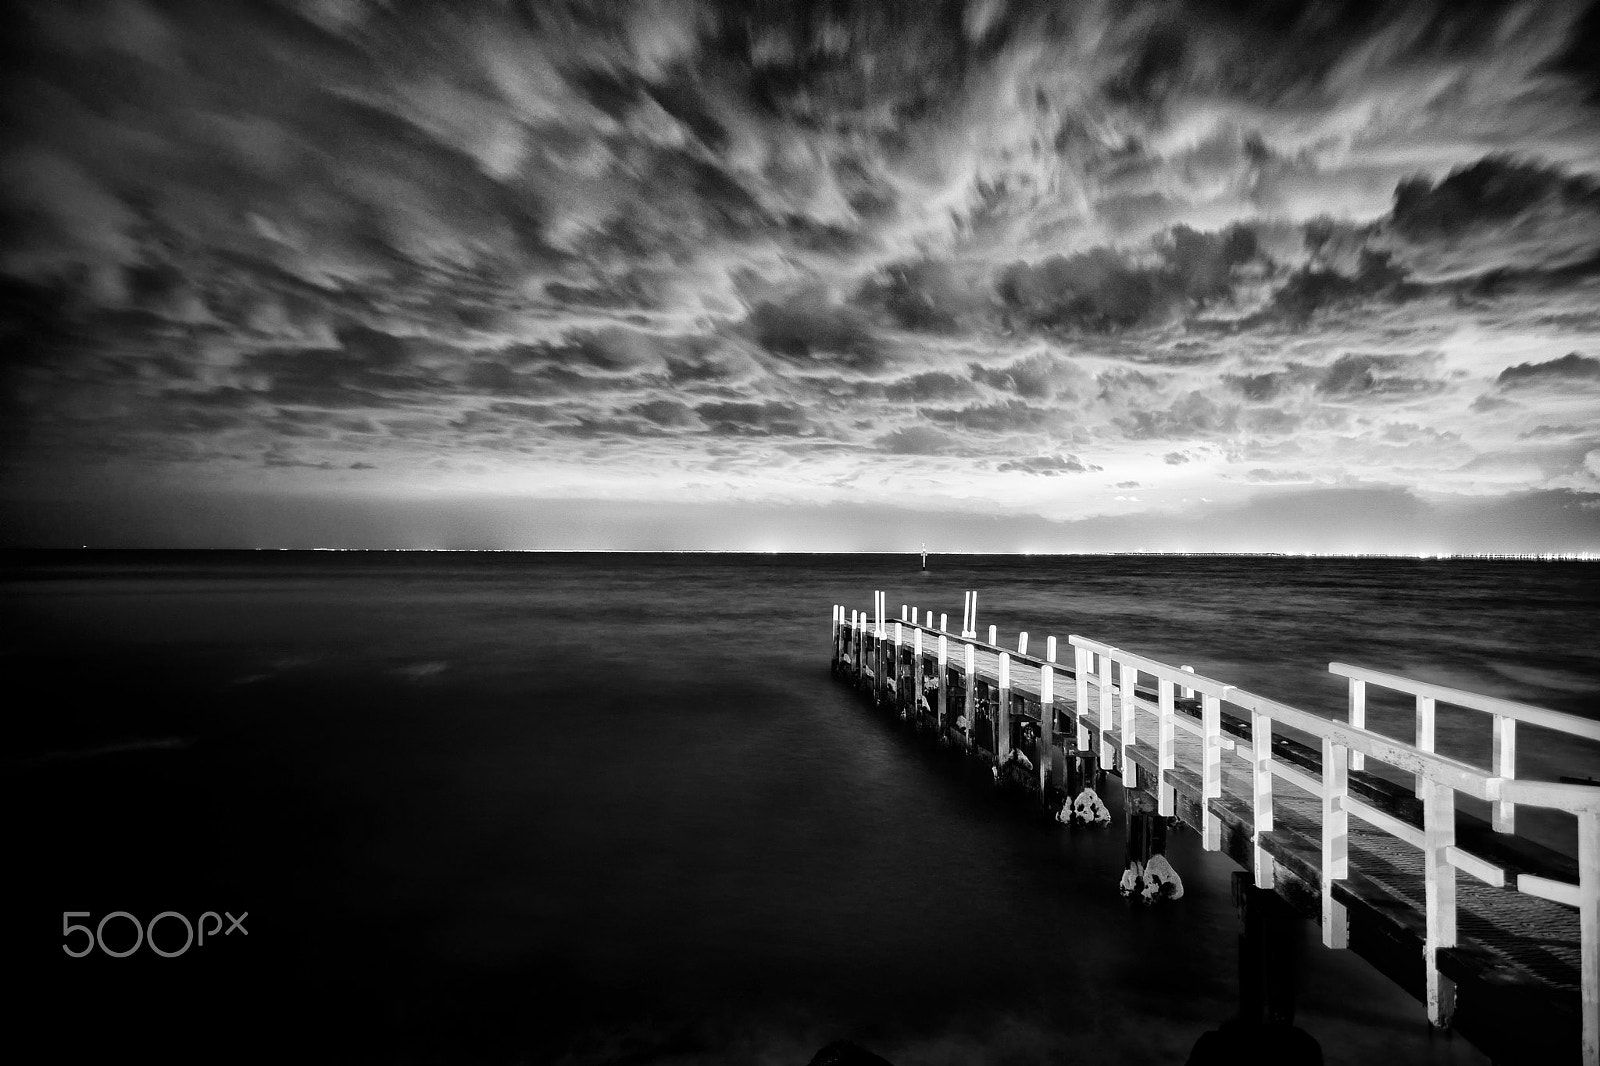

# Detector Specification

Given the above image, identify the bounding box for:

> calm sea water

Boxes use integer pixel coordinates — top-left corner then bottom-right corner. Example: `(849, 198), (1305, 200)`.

(5, 552), (1597, 1065)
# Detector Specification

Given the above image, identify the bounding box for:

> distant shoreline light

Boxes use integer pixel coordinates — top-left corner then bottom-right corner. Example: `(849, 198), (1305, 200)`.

(32, 547), (1600, 560)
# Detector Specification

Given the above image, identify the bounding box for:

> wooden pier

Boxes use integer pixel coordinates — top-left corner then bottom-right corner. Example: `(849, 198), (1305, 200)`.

(831, 595), (1600, 1066)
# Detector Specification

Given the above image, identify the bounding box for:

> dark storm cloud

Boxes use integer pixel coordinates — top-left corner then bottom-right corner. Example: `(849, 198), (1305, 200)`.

(922, 400), (1058, 434)
(2, 0), (1598, 547)
(745, 288), (888, 373)
(1496, 352), (1600, 387)
(693, 400), (808, 437)
(995, 454), (1099, 475)
(1315, 353), (1447, 400)
(1390, 156), (1600, 242)
(875, 425), (962, 456)
(1119, 392), (1236, 440)
(995, 224), (1264, 333)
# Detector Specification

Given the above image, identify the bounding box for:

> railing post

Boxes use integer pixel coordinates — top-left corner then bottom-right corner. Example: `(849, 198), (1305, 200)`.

(1120, 662), (1138, 789)
(988, 624), (997, 646)
(1017, 631), (1028, 656)
(853, 610), (863, 684)
(1040, 660), (1054, 794)
(1348, 677), (1366, 772)
(1180, 664), (1194, 699)
(1579, 810), (1597, 1066)
(1202, 691), (1224, 851)
(1045, 636), (1059, 790)
(939, 612), (947, 633)
(963, 643), (976, 748)
(892, 621), (903, 711)
(1421, 777), (1457, 1028)
(1321, 736), (1350, 949)
(1098, 650), (1115, 768)
(1074, 645), (1091, 752)
(1157, 677), (1176, 817)
(910, 606), (918, 625)
(998, 652), (1012, 768)
(912, 628), (924, 724)
(1415, 693), (1436, 795)
(1251, 709), (1275, 889)
(1492, 715), (1517, 833)
(936, 634), (948, 732)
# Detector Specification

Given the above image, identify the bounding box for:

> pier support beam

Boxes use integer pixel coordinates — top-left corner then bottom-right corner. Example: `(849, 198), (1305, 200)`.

(963, 644), (976, 750)
(1235, 872), (1299, 1028)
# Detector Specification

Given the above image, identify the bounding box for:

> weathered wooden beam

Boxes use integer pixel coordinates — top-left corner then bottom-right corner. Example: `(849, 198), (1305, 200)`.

(1252, 709), (1275, 889)
(1492, 714), (1517, 833)
(1421, 777), (1457, 1028)
(1321, 735), (1350, 949)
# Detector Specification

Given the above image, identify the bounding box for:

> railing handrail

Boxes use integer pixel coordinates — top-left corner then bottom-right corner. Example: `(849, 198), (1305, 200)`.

(1068, 634), (1235, 699)
(1329, 661), (1600, 742)
(842, 611), (1600, 816)
(835, 600), (1600, 1065)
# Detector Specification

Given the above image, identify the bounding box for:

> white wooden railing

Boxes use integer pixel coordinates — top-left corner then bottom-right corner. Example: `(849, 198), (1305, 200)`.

(1064, 633), (1598, 1064)
(833, 597), (1599, 1065)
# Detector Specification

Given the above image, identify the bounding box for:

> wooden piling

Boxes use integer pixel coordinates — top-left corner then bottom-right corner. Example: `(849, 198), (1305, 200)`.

(936, 633), (948, 733)
(963, 643), (976, 749)
(913, 627), (924, 729)
(1321, 734), (1350, 949)
(1040, 655), (1054, 795)
(1422, 777), (1457, 1027)
(997, 652), (1012, 769)
(1251, 708), (1276, 890)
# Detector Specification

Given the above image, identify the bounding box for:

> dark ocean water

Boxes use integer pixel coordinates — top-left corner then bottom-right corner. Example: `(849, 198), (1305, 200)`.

(5, 551), (1597, 1065)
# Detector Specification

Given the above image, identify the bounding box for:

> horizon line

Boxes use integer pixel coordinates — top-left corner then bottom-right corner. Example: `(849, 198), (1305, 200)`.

(6, 547), (1598, 560)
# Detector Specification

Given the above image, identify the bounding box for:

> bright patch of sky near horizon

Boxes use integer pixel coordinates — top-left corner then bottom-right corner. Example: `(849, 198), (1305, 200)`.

(3, 0), (1600, 550)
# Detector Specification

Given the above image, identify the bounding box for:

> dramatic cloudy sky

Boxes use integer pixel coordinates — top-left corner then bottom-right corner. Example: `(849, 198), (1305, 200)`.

(4, 0), (1600, 550)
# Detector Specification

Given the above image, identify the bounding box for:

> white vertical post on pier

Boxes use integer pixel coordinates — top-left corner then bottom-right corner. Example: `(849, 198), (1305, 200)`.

(939, 613), (948, 633)
(1119, 662), (1137, 789)
(892, 621), (903, 711)
(1421, 777), (1458, 1028)
(912, 628), (924, 723)
(1201, 691), (1224, 851)
(1039, 656), (1054, 794)
(1017, 631), (1028, 656)
(1181, 664), (1194, 700)
(1415, 694), (1437, 795)
(963, 643), (976, 747)
(878, 593), (888, 704)
(1492, 715), (1518, 833)
(1347, 677), (1367, 772)
(1074, 645), (1091, 752)
(911, 607), (918, 625)
(1251, 709), (1275, 889)
(831, 605), (840, 665)
(1578, 810), (1598, 1066)
(852, 610), (863, 683)
(1321, 735), (1350, 949)
(1045, 636), (1058, 764)
(901, 604), (908, 622)
(997, 652), (1012, 768)
(936, 634), (948, 731)
(1157, 677), (1176, 817)
(1098, 650), (1115, 767)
